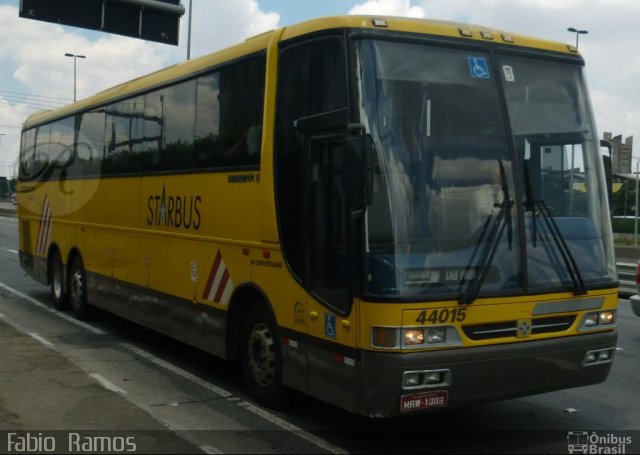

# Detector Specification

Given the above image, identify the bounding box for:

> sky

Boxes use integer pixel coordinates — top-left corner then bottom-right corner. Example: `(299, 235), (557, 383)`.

(0, 0), (639, 177)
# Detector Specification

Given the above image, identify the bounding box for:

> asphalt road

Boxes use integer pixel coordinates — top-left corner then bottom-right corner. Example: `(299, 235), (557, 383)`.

(0, 214), (638, 454)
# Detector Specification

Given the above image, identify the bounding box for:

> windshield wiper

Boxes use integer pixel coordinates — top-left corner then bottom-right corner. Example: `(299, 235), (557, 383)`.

(530, 199), (587, 295)
(523, 161), (587, 295)
(459, 160), (513, 305)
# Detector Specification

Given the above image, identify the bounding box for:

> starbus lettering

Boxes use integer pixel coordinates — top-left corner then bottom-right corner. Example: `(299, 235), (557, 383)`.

(147, 185), (202, 230)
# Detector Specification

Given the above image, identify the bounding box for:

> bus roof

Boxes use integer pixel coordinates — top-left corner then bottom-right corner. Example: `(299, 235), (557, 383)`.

(23, 15), (578, 130)
(280, 15), (576, 54)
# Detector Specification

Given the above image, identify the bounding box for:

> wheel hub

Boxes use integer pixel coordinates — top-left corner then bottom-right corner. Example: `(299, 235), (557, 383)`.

(247, 323), (276, 386)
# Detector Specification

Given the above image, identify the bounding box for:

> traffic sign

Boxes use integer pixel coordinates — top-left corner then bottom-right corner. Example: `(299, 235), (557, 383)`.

(19, 0), (185, 46)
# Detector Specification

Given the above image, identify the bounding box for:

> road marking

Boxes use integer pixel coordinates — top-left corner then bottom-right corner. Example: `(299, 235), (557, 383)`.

(199, 445), (223, 454)
(1, 247), (19, 254)
(121, 343), (233, 398)
(0, 281), (105, 335)
(0, 312), (55, 350)
(121, 343), (347, 455)
(0, 312), (55, 351)
(89, 373), (128, 394)
(236, 400), (349, 454)
(28, 332), (55, 348)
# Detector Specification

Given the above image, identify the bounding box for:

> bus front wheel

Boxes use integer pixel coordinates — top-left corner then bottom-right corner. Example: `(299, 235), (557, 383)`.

(68, 256), (93, 320)
(240, 303), (288, 409)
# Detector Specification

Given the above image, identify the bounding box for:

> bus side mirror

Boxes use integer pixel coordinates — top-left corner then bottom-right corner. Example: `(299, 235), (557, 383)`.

(600, 139), (613, 208)
(343, 124), (373, 218)
(602, 155), (612, 197)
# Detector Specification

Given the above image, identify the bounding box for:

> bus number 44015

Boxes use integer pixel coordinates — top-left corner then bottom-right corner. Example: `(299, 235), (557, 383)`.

(415, 308), (467, 325)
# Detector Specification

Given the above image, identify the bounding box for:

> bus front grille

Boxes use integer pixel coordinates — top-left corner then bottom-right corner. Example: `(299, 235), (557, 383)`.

(462, 315), (577, 340)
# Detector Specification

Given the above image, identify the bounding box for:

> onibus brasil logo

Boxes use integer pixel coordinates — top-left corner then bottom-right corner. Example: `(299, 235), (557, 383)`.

(567, 431), (632, 454)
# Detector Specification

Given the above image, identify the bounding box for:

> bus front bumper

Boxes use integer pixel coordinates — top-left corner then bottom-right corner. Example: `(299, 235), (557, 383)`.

(357, 331), (617, 418)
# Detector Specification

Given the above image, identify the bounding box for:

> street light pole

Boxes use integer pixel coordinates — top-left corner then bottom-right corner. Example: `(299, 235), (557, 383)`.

(187, 0), (193, 60)
(635, 159), (639, 247)
(567, 27), (588, 49)
(0, 133), (5, 180)
(64, 53), (86, 102)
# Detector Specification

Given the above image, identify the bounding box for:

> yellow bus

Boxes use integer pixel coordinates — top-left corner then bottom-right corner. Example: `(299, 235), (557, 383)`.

(18, 16), (618, 417)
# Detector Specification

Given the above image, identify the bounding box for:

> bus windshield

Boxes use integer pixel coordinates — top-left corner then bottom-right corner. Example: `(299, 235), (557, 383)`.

(356, 38), (615, 300)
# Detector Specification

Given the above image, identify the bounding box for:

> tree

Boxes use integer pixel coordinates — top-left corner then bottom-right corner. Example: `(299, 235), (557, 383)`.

(611, 179), (637, 216)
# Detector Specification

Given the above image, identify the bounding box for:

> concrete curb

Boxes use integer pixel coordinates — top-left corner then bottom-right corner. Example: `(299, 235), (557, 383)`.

(0, 208), (17, 217)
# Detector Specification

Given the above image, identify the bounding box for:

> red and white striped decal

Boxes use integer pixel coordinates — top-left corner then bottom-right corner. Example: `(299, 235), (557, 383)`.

(35, 195), (52, 256)
(202, 250), (234, 304)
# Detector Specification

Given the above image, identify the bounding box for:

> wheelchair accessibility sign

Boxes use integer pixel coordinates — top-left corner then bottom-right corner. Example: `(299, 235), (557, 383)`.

(325, 313), (337, 339)
(468, 57), (490, 79)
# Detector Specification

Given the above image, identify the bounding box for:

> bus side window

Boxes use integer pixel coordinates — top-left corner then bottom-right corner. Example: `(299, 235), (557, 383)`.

(194, 73), (221, 166)
(19, 128), (37, 180)
(218, 56), (266, 167)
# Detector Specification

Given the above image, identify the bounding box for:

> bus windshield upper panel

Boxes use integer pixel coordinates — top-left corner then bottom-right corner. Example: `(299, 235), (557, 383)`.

(355, 38), (615, 300)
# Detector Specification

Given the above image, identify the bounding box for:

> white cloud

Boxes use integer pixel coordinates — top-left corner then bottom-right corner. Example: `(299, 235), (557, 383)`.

(186, 0), (279, 59)
(349, 0), (425, 18)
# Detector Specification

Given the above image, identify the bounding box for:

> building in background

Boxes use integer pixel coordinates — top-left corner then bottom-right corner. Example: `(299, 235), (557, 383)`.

(603, 132), (633, 175)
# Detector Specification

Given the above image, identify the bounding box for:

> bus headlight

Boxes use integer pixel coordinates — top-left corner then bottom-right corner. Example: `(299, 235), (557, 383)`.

(425, 371), (443, 384)
(402, 369), (452, 390)
(403, 372), (422, 387)
(426, 327), (446, 343)
(599, 311), (615, 325)
(584, 313), (599, 327)
(583, 348), (615, 366)
(404, 329), (425, 345)
(580, 310), (616, 331)
(373, 326), (462, 349)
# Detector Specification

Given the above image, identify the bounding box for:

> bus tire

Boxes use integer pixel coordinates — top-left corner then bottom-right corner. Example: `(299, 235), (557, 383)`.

(49, 250), (68, 310)
(68, 255), (93, 320)
(240, 303), (288, 409)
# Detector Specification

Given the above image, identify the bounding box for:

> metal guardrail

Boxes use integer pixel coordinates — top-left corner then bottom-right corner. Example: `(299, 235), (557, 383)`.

(617, 261), (637, 296)
(0, 203), (17, 218)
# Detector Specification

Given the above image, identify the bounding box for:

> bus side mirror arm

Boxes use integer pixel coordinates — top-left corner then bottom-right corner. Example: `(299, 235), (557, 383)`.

(343, 123), (374, 219)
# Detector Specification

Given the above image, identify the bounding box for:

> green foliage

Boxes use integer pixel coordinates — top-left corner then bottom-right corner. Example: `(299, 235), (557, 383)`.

(611, 217), (636, 234)
(611, 180), (637, 216)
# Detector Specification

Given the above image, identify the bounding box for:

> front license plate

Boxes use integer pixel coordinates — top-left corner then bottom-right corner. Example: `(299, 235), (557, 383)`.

(400, 390), (449, 413)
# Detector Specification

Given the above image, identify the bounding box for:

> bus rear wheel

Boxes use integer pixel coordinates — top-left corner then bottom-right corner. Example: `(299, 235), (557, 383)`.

(68, 256), (93, 320)
(240, 303), (288, 409)
(49, 250), (68, 310)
